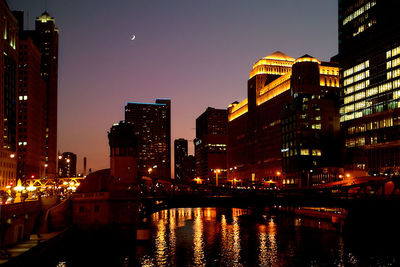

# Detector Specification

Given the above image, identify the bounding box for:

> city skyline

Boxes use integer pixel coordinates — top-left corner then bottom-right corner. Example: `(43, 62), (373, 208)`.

(8, 0), (338, 173)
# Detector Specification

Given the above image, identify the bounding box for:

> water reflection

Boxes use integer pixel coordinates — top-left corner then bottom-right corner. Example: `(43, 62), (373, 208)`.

(258, 218), (278, 266)
(139, 207), (390, 266)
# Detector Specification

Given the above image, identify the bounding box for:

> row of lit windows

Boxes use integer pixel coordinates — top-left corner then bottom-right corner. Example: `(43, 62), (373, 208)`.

(18, 141), (28, 146)
(343, 60), (369, 78)
(18, 95), (28, 101)
(344, 79), (400, 108)
(343, 1), (376, 25)
(387, 58), (400, 69)
(344, 70), (369, 86)
(282, 148), (321, 158)
(353, 19), (376, 37)
(347, 117), (394, 135)
(388, 69), (400, 80)
(346, 136), (366, 147)
(300, 149), (322, 156)
(341, 101), (400, 122)
(344, 79), (370, 96)
(387, 45), (400, 59)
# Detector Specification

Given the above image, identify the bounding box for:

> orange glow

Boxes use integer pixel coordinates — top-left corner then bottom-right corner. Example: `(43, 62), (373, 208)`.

(228, 99), (248, 122)
(249, 51), (295, 79)
(294, 57), (321, 64)
(257, 72), (291, 106)
(346, 173), (351, 178)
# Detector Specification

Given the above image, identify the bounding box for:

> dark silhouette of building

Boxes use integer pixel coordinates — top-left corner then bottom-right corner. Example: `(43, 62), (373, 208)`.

(58, 152), (77, 177)
(0, 0), (18, 188)
(182, 155), (195, 181)
(194, 107), (227, 184)
(108, 121), (139, 187)
(227, 52), (341, 187)
(125, 99), (171, 179)
(336, 0), (400, 174)
(34, 11), (59, 179)
(13, 11), (47, 180)
(174, 138), (188, 180)
(73, 121), (139, 226)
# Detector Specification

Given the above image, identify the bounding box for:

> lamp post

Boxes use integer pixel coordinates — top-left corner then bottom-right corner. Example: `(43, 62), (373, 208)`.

(214, 169), (221, 187)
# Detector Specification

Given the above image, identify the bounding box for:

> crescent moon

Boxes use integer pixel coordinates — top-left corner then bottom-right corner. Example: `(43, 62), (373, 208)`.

(131, 35), (136, 41)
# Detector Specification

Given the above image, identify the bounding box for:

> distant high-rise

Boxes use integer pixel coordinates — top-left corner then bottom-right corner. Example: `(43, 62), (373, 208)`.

(174, 138), (188, 180)
(58, 152), (77, 177)
(194, 107), (227, 184)
(125, 99), (171, 179)
(337, 0), (400, 173)
(0, 0), (18, 188)
(34, 11), (59, 178)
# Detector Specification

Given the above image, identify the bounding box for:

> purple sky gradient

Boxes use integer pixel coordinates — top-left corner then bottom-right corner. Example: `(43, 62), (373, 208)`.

(9, 0), (338, 175)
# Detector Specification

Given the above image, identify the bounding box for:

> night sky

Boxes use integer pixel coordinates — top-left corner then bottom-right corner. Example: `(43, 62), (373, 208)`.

(8, 0), (338, 175)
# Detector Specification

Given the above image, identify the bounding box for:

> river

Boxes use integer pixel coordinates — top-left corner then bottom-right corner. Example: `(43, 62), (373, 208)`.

(12, 206), (400, 266)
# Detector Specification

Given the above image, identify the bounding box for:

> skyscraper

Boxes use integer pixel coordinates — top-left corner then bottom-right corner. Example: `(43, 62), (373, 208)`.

(34, 11), (59, 178)
(194, 107), (227, 184)
(174, 138), (188, 180)
(337, 0), (400, 173)
(0, 0), (18, 188)
(125, 99), (171, 179)
(13, 11), (47, 180)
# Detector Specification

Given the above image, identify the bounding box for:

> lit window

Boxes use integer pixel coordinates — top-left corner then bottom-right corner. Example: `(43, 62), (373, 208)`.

(300, 149), (310, 156)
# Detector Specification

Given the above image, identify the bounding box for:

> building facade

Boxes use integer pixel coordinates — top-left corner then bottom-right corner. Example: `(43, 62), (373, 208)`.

(125, 99), (171, 179)
(227, 52), (341, 187)
(58, 152), (77, 177)
(13, 11), (48, 180)
(337, 0), (400, 174)
(34, 12), (59, 178)
(0, 0), (18, 188)
(174, 138), (188, 180)
(182, 155), (195, 182)
(194, 107), (227, 184)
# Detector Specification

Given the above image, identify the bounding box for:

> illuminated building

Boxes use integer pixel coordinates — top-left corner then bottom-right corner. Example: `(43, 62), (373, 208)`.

(281, 56), (342, 187)
(34, 11), (59, 179)
(58, 152), (77, 177)
(337, 0), (400, 173)
(194, 107), (227, 184)
(125, 99), (171, 179)
(227, 52), (341, 187)
(13, 11), (47, 180)
(174, 138), (188, 180)
(0, 0), (18, 188)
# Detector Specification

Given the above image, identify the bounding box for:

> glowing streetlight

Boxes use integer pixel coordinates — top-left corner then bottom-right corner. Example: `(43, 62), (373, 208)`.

(148, 168), (153, 175)
(10, 153), (15, 159)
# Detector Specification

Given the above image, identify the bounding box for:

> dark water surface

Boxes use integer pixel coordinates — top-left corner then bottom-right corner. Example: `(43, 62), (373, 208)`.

(10, 207), (400, 267)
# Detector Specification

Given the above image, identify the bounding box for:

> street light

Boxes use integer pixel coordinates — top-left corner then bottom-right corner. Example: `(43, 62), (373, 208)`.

(214, 169), (221, 187)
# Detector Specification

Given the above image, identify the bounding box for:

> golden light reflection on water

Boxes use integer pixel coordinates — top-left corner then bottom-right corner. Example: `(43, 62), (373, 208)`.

(258, 218), (278, 266)
(168, 209), (176, 265)
(193, 208), (206, 266)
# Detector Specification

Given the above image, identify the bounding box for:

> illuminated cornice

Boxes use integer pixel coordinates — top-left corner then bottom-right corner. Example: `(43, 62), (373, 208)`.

(249, 51), (294, 79)
(228, 99), (248, 122)
(257, 72), (291, 106)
